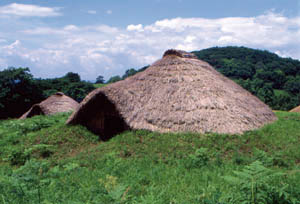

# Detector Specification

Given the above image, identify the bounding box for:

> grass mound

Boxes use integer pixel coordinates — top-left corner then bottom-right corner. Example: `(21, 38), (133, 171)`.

(0, 112), (299, 203)
(0, 113), (98, 166)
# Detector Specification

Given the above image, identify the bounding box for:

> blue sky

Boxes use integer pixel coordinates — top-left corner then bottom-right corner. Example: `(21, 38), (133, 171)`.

(0, 0), (299, 81)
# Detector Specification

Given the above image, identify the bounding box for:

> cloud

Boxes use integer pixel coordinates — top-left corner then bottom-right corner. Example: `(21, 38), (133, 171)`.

(0, 12), (299, 81)
(64, 25), (79, 31)
(127, 24), (144, 32)
(87, 10), (97, 15)
(3, 40), (21, 55)
(22, 27), (67, 35)
(0, 3), (61, 17)
(106, 10), (112, 15)
(93, 25), (119, 34)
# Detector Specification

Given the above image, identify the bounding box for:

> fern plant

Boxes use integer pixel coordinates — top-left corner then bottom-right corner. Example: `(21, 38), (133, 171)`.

(224, 161), (289, 204)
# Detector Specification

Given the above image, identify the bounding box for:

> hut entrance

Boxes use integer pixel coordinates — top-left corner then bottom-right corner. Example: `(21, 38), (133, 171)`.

(81, 93), (129, 141)
(26, 105), (44, 118)
(102, 114), (128, 139)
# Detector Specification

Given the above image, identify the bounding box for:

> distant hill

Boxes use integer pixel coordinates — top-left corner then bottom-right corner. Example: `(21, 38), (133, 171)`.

(193, 46), (300, 110)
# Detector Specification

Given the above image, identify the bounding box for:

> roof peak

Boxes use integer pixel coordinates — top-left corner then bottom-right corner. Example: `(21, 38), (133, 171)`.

(55, 92), (64, 96)
(163, 49), (197, 59)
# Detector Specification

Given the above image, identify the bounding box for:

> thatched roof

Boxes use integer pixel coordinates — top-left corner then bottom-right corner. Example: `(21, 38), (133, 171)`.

(289, 105), (300, 113)
(67, 49), (277, 139)
(20, 92), (79, 119)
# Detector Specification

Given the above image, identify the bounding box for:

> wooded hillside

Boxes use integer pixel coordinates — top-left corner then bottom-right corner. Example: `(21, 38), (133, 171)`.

(193, 46), (300, 110)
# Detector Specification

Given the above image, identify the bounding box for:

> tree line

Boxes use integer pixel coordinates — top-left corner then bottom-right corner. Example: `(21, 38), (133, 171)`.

(97, 65), (149, 84)
(0, 68), (95, 119)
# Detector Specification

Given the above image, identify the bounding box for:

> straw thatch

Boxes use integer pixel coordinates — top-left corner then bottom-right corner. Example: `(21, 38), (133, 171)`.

(67, 49), (277, 139)
(20, 92), (79, 119)
(289, 105), (300, 113)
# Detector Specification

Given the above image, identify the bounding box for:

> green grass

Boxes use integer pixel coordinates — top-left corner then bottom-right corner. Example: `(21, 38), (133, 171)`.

(94, 83), (106, 88)
(0, 112), (299, 203)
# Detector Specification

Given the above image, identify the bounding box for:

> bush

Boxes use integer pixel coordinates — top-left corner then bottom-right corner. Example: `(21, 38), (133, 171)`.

(7, 148), (30, 166)
(184, 148), (210, 168)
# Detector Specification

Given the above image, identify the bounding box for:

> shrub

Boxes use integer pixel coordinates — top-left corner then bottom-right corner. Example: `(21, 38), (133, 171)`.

(7, 148), (30, 166)
(184, 148), (210, 168)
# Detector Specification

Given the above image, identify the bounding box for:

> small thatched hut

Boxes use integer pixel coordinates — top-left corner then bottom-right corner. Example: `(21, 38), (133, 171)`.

(20, 92), (79, 119)
(289, 105), (300, 113)
(67, 49), (277, 139)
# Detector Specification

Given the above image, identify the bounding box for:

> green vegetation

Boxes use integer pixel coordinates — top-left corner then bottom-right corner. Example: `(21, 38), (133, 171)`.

(0, 112), (299, 203)
(106, 65), (149, 83)
(35, 72), (95, 103)
(193, 46), (300, 111)
(0, 68), (95, 119)
(95, 75), (105, 84)
(94, 83), (106, 88)
(0, 68), (43, 119)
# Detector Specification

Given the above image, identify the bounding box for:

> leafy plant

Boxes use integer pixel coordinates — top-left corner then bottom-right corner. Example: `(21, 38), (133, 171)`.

(185, 148), (210, 168)
(224, 161), (297, 204)
(6, 148), (30, 166)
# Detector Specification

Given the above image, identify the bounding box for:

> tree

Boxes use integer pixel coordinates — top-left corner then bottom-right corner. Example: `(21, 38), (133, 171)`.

(122, 68), (137, 79)
(64, 72), (81, 82)
(283, 76), (300, 95)
(63, 81), (95, 102)
(106, 75), (121, 84)
(256, 83), (275, 105)
(95, 75), (105, 84)
(0, 67), (43, 119)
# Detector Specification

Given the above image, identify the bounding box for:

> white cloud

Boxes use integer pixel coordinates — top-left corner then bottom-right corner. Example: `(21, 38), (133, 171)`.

(0, 3), (61, 17)
(127, 24), (144, 32)
(87, 10), (97, 15)
(22, 27), (67, 35)
(4, 40), (21, 53)
(106, 10), (112, 15)
(64, 25), (79, 31)
(93, 25), (119, 34)
(0, 12), (299, 80)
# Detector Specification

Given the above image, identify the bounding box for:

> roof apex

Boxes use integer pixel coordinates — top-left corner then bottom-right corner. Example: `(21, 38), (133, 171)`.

(163, 49), (197, 59)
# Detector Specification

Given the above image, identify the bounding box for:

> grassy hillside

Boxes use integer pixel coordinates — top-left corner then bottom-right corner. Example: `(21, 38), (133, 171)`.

(0, 113), (300, 203)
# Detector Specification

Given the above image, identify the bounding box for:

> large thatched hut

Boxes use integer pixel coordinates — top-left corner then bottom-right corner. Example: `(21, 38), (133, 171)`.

(20, 92), (79, 119)
(67, 49), (276, 139)
(289, 105), (300, 113)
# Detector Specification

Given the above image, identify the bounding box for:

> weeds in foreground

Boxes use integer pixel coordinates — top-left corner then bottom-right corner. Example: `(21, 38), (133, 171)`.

(0, 112), (299, 203)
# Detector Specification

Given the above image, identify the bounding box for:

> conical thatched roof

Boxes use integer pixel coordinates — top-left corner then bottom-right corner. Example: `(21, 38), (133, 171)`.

(289, 105), (300, 113)
(20, 92), (79, 119)
(67, 49), (277, 139)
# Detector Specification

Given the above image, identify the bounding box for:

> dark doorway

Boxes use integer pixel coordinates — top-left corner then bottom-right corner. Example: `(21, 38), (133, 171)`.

(76, 93), (129, 141)
(26, 105), (44, 118)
